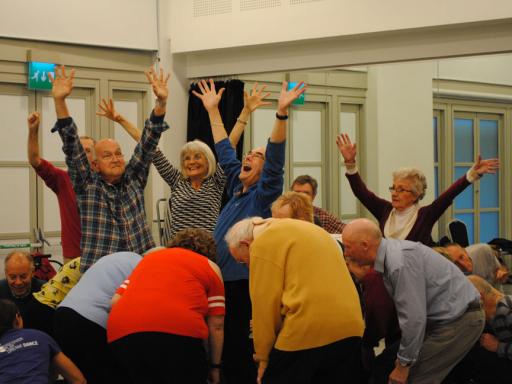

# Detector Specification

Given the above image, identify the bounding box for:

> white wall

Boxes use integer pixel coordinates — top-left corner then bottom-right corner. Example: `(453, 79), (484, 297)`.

(0, 0), (158, 50)
(169, 0), (512, 53)
(365, 62), (434, 202)
(437, 54), (512, 86)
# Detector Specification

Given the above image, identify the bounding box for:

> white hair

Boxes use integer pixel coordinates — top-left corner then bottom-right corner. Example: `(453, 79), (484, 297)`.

(392, 167), (427, 200)
(225, 217), (261, 250)
(180, 140), (217, 179)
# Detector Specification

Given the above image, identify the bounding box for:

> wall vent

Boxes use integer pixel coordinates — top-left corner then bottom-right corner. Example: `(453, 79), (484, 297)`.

(240, 0), (281, 12)
(193, 0), (232, 17)
(290, 0), (323, 4)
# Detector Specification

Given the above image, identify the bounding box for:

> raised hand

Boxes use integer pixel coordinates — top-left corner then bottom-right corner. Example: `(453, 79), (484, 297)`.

(27, 112), (40, 134)
(472, 155), (500, 176)
(336, 133), (357, 163)
(96, 98), (122, 122)
(49, 65), (75, 100)
(192, 79), (225, 113)
(244, 83), (271, 112)
(277, 81), (306, 115)
(145, 66), (170, 102)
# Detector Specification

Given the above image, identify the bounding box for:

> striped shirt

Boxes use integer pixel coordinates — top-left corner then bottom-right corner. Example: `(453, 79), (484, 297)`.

(55, 114), (169, 272)
(151, 149), (226, 244)
(490, 295), (512, 360)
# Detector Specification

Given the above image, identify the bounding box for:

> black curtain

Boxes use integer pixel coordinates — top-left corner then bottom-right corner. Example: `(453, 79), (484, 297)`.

(187, 79), (245, 160)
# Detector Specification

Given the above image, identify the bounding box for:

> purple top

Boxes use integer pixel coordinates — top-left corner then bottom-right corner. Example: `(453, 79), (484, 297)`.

(346, 172), (471, 245)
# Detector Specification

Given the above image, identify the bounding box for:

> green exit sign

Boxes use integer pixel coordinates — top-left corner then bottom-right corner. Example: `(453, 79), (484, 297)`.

(28, 62), (55, 91)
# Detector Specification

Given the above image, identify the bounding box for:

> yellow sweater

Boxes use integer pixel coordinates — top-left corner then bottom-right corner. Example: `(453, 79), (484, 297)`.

(250, 219), (364, 367)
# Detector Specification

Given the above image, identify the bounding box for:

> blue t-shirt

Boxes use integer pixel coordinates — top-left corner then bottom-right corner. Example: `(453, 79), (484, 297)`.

(0, 328), (60, 383)
(59, 251), (142, 328)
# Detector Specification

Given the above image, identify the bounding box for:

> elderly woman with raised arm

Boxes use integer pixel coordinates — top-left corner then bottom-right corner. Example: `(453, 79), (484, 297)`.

(336, 133), (499, 245)
(97, 82), (270, 244)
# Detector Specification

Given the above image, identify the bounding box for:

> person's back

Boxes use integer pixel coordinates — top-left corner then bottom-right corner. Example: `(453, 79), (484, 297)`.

(0, 327), (60, 384)
(107, 247), (224, 343)
(250, 219), (364, 351)
(59, 251), (142, 328)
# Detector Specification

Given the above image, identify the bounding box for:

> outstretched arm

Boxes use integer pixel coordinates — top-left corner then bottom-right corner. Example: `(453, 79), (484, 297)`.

(336, 133), (357, 167)
(49, 65), (74, 119)
(125, 66), (170, 184)
(229, 83), (271, 148)
(467, 155), (500, 181)
(269, 81), (306, 143)
(146, 66), (170, 117)
(49, 66), (91, 191)
(27, 112), (42, 168)
(97, 98), (142, 142)
(192, 79), (228, 143)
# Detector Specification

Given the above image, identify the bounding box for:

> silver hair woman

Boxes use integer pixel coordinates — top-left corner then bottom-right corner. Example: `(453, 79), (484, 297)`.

(96, 84), (271, 243)
(336, 133), (499, 245)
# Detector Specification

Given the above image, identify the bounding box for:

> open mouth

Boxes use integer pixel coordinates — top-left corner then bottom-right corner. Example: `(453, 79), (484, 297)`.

(243, 165), (252, 172)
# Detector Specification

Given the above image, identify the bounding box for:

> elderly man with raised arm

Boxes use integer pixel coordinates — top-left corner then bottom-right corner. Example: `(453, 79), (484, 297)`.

(27, 112), (95, 265)
(343, 218), (485, 384)
(50, 66), (169, 272)
(193, 80), (306, 384)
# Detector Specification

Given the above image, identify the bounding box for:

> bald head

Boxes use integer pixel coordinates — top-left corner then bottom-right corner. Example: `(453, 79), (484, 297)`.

(93, 138), (126, 184)
(343, 219), (382, 243)
(4, 251), (34, 298)
(342, 219), (382, 266)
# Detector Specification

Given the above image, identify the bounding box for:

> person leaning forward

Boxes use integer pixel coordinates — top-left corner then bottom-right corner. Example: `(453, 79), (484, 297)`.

(343, 218), (485, 384)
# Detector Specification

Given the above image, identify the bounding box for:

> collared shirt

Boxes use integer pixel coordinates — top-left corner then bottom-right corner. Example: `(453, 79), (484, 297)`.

(313, 205), (346, 234)
(213, 138), (285, 281)
(55, 114), (169, 272)
(490, 295), (512, 360)
(374, 238), (480, 366)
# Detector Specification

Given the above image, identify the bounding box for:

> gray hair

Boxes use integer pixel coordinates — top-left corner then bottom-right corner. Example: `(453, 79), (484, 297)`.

(392, 167), (427, 201)
(4, 251), (34, 270)
(180, 140), (217, 179)
(225, 217), (261, 250)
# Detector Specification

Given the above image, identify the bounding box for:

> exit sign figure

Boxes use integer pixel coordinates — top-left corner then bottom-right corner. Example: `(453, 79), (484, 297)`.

(28, 62), (55, 90)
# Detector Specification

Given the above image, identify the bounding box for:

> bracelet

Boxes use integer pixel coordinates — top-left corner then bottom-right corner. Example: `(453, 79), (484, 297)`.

(211, 122), (224, 127)
(237, 117), (248, 125)
(210, 363), (222, 369)
(275, 112), (288, 121)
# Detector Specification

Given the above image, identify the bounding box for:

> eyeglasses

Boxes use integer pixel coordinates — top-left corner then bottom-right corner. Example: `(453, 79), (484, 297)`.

(388, 186), (413, 193)
(244, 151), (265, 160)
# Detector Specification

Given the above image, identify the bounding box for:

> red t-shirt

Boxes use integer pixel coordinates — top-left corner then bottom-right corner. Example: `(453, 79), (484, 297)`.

(107, 247), (225, 342)
(34, 159), (81, 258)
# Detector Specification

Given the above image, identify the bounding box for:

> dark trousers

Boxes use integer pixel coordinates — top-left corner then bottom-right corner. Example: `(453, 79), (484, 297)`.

(110, 332), (208, 384)
(23, 299), (55, 337)
(222, 280), (257, 384)
(263, 336), (364, 384)
(53, 307), (126, 384)
(444, 340), (512, 384)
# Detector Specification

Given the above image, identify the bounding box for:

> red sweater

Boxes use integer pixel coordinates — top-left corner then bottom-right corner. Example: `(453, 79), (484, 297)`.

(107, 248), (225, 342)
(34, 159), (81, 258)
(346, 172), (471, 245)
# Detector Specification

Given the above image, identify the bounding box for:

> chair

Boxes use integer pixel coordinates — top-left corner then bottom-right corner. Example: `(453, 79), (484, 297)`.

(448, 219), (469, 247)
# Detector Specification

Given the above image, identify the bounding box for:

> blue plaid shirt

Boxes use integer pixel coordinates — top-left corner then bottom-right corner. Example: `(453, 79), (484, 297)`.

(55, 113), (169, 272)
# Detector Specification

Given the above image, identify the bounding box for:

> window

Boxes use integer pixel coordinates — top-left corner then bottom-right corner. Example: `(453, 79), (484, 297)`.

(434, 101), (505, 244)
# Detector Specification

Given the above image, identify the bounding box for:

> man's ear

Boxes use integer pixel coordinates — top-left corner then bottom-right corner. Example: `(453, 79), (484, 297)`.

(91, 160), (98, 172)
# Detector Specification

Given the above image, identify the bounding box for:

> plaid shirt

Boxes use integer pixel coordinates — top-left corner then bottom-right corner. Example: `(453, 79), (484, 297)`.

(313, 205), (346, 234)
(55, 114), (169, 272)
(490, 295), (512, 360)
